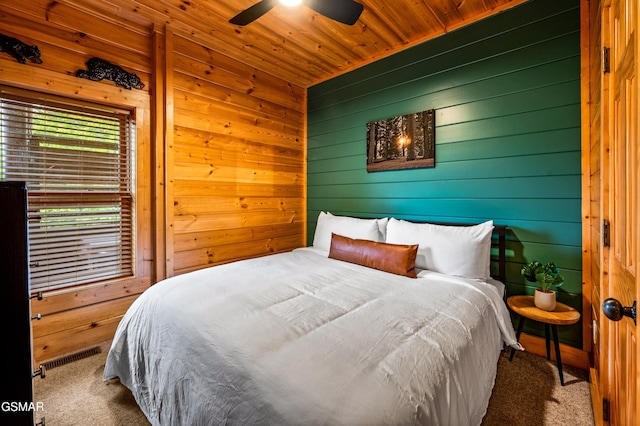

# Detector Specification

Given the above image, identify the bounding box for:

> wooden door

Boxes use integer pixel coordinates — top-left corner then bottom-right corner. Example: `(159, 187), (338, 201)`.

(602, 0), (639, 424)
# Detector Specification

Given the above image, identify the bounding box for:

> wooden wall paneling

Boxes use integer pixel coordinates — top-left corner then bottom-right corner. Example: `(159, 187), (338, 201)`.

(152, 25), (167, 282)
(169, 28), (305, 275)
(599, 2), (613, 410)
(174, 235), (304, 275)
(165, 27), (176, 278)
(172, 127), (304, 169)
(586, 0), (603, 382)
(0, 62), (145, 107)
(172, 159), (301, 187)
(580, 0), (593, 356)
(32, 316), (124, 364)
(31, 278), (150, 316)
(169, 32), (306, 109)
(0, 1), (151, 85)
(3, 0), (308, 359)
(586, 1), (607, 421)
(173, 222), (304, 253)
(173, 209), (303, 234)
(136, 94), (154, 280)
(173, 196), (304, 217)
(172, 66), (303, 120)
(169, 40), (306, 146)
(172, 213), (303, 269)
(32, 296), (139, 339)
(32, 290), (146, 363)
(172, 91), (302, 148)
(173, 181), (303, 198)
(0, 0), (154, 363)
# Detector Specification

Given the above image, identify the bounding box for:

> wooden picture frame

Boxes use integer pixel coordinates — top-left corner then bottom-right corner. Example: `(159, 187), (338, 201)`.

(366, 109), (435, 172)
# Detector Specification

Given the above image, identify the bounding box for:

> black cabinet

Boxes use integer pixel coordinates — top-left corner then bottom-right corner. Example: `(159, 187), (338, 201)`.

(0, 181), (35, 426)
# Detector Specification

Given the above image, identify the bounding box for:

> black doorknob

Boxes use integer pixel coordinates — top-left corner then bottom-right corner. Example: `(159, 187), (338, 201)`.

(602, 298), (637, 324)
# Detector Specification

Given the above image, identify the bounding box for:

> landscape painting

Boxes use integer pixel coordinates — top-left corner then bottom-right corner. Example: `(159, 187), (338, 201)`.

(366, 109), (435, 172)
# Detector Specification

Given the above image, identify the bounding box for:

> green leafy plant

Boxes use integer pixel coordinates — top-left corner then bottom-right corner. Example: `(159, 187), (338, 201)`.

(521, 260), (565, 292)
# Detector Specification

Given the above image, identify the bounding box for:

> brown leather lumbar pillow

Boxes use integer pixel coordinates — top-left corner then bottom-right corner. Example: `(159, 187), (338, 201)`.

(329, 233), (418, 278)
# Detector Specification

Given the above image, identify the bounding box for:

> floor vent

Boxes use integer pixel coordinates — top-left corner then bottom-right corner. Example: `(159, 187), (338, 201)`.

(42, 346), (101, 370)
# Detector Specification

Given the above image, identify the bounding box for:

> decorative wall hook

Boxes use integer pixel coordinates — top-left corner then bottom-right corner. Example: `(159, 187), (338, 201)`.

(0, 33), (43, 64)
(76, 57), (145, 90)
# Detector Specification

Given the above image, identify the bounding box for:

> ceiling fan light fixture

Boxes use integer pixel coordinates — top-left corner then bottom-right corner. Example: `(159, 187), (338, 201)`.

(279, 0), (302, 6)
(230, 0), (363, 26)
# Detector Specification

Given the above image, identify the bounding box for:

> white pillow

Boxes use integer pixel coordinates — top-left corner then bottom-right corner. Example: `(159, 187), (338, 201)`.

(326, 212), (389, 241)
(377, 217), (389, 241)
(312, 212), (382, 252)
(385, 218), (494, 280)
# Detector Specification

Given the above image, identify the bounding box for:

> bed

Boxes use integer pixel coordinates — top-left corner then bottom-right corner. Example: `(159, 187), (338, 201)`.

(104, 213), (521, 426)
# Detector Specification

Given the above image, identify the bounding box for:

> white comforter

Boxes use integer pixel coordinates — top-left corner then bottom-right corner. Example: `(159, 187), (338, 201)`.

(105, 247), (520, 426)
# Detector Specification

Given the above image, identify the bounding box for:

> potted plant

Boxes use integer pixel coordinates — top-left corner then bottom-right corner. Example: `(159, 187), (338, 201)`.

(521, 260), (565, 311)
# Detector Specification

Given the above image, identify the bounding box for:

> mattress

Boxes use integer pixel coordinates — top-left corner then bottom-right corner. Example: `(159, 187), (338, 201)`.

(104, 247), (520, 425)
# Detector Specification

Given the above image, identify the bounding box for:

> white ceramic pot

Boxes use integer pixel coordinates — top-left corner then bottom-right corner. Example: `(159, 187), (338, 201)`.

(534, 288), (556, 311)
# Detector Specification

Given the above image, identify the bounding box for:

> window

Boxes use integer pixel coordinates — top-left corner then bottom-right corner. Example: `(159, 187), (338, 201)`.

(0, 87), (135, 292)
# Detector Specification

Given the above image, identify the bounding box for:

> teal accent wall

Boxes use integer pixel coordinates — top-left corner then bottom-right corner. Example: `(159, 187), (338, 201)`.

(307, 0), (582, 347)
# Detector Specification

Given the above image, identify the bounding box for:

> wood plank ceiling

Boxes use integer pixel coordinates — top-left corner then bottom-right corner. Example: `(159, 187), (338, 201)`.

(72, 0), (528, 87)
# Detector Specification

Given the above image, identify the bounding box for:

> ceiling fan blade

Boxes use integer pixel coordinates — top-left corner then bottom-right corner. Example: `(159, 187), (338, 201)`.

(229, 0), (279, 26)
(304, 0), (364, 25)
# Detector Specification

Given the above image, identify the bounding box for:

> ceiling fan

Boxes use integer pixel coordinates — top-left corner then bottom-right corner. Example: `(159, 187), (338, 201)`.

(229, 0), (364, 26)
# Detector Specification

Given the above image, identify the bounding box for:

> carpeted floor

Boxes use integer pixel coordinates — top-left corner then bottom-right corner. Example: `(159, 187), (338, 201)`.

(33, 344), (594, 425)
(482, 350), (594, 426)
(33, 342), (150, 426)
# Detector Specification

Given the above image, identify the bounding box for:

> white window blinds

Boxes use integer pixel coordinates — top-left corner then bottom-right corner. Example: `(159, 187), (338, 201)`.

(0, 87), (134, 292)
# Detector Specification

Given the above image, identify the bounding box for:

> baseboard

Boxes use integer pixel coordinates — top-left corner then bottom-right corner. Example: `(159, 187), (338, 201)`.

(517, 332), (590, 371)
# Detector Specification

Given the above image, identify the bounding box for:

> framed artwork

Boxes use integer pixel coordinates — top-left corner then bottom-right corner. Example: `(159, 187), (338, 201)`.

(366, 109), (435, 172)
